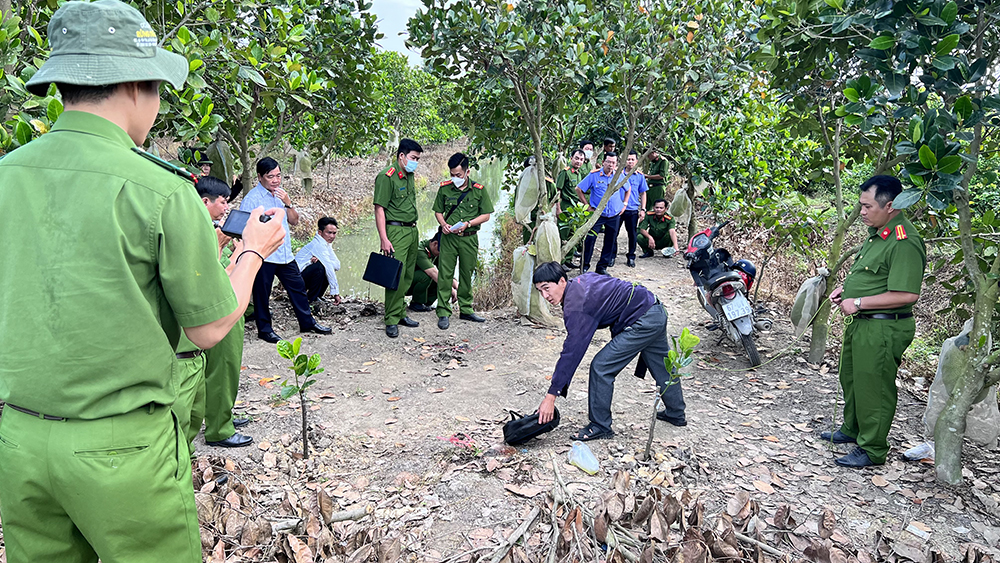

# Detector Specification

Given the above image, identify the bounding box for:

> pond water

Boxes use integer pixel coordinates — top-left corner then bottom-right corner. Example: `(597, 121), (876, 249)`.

(325, 159), (510, 301)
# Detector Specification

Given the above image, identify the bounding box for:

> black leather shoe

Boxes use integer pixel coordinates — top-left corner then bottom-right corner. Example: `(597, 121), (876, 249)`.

(595, 266), (609, 276)
(302, 323), (332, 334)
(460, 312), (486, 323)
(408, 303), (433, 312)
(233, 417), (250, 428)
(385, 324), (399, 338)
(438, 316), (450, 330)
(206, 432), (253, 448)
(626, 258), (636, 267)
(258, 331), (282, 343)
(819, 430), (856, 444)
(563, 260), (581, 269)
(656, 410), (688, 426)
(835, 446), (877, 468)
(399, 317), (420, 328)
(639, 251), (654, 258)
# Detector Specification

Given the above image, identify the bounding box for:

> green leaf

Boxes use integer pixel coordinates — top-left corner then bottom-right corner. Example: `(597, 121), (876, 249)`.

(14, 120), (31, 146)
(206, 7), (220, 23)
(293, 354), (308, 375)
(941, 1), (958, 24)
(954, 96), (973, 122)
(938, 155), (962, 174)
(292, 337), (302, 357)
(869, 36), (895, 50)
(46, 98), (64, 122)
(893, 188), (922, 209)
(277, 340), (294, 359)
(308, 353), (321, 370)
(935, 34), (960, 57)
(843, 87), (860, 102)
(280, 384), (298, 399)
(189, 59), (204, 72)
(238, 66), (267, 87)
(931, 56), (957, 71)
(678, 327), (700, 351)
(918, 145), (938, 169)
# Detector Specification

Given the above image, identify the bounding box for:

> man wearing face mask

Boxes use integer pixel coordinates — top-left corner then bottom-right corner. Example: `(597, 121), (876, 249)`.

(375, 138), (424, 338)
(556, 148), (588, 268)
(433, 152), (494, 329)
(580, 140), (596, 171)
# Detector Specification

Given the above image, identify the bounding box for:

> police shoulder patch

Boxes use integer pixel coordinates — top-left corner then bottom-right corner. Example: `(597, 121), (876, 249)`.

(131, 148), (197, 184)
(385, 167), (396, 177)
(473, 183), (484, 190)
(895, 224), (908, 240)
(440, 179), (453, 186)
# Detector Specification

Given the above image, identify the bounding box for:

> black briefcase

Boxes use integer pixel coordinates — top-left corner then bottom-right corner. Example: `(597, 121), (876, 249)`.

(363, 252), (403, 291)
(503, 407), (560, 445)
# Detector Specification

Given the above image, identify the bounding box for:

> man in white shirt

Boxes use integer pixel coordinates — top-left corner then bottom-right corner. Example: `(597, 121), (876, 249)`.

(295, 216), (342, 304)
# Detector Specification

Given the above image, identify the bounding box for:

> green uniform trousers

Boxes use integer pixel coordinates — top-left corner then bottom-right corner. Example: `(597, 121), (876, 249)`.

(558, 218), (581, 265)
(637, 232), (671, 252)
(0, 404), (202, 563)
(384, 224), (419, 325)
(173, 355), (206, 451)
(645, 184), (665, 211)
(408, 269), (436, 306)
(437, 232), (478, 317)
(838, 316), (915, 464)
(202, 316), (245, 443)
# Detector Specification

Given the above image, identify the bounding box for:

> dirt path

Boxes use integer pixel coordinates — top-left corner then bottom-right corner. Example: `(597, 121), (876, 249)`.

(187, 225), (1000, 561)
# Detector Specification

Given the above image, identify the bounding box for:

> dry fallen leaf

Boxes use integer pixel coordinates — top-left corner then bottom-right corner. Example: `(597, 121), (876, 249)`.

(428, 387), (445, 393)
(753, 480), (775, 494)
(413, 337), (426, 342)
(455, 415), (471, 422)
(763, 435), (780, 442)
(483, 364), (496, 371)
(385, 419), (398, 425)
(286, 534), (314, 563)
(257, 441), (271, 451)
(504, 484), (543, 498)
(387, 396), (401, 402)
(258, 376), (277, 385)
(872, 474), (889, 487)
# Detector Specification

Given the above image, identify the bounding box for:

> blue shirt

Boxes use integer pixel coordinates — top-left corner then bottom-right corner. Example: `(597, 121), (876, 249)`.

(549, 273), (656, 396)
(578, 169), (628, 217)
(622, 171), (648, 211)
(238, 183), (293, 264)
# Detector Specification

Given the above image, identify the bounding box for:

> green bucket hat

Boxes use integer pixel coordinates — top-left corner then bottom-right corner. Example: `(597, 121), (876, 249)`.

(26, 0), (188, 97)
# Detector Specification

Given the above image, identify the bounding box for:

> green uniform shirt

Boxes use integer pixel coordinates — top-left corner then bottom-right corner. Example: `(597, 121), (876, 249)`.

(556, 166), (586, 210)
(415, 239), (438, 272)
(842, 214), (926, 313)
(645, 158), (667, 187)
(0, 111), (237, 420)
(373, 164), (417, 223)
(639, 213), (676, 242)
(432, 179), (494, 234)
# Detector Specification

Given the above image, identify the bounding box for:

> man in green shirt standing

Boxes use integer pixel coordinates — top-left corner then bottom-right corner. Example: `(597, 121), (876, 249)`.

(637, 199), (679, 257)
(556, 149), (587, 268)
(374, 138), (424, 338)
(407, 232), (459, 312)
(643, 149), (668, 211)
(0, 2), (286, 561)
(433, 153), (494, 329)
(825, 175), (926, 468)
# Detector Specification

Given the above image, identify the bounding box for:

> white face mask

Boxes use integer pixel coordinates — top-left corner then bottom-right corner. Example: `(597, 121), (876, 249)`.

(451, 176), (466, 188)
(584, 150), (594, 159)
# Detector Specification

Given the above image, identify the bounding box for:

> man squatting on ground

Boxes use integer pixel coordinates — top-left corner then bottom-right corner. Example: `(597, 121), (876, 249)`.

(533, 263), (687, 441)
(295, 216), (343, 305)
(0, 1), (286, 560)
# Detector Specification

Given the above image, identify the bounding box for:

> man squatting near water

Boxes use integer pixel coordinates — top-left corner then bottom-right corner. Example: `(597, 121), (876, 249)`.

(533, 263), (687, 441)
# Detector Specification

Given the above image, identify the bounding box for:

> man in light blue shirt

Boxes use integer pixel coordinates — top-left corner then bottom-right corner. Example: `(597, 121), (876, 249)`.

(239, 157), (331, 342)
(295, 216), (342, 304)
(574, 152), (629, 275)
(616, 150), (649, 267)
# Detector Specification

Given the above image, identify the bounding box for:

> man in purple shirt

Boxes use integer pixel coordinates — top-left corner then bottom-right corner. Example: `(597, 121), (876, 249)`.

(533, 262), (687, 440)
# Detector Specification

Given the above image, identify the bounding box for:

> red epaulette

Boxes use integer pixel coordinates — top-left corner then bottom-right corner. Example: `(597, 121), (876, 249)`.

(895, 224), (908, 240)
(879, 227), (891, 240)
(385, 167), (395, 177)
(665, 214), (672, 220)
(473, 183), (484, 189)
(441, 179), (453, 186)
(564, 166), (571, 171)
(545, 177), (554, 183)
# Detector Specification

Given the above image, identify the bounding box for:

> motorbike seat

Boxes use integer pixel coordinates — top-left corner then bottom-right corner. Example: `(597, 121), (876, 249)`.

(707, 270), (742, 291)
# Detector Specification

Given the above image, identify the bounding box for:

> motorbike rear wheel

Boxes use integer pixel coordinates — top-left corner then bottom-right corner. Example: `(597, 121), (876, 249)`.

(741, 332), (761, 367)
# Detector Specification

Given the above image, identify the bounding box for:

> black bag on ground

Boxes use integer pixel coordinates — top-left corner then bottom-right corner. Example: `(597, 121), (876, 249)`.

(363, 252), (403, 291)
(503, 407), (560, 445)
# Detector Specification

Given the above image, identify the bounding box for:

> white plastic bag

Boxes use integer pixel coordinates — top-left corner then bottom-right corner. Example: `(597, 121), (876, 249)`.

(514, 164), (540, 225)
(790, 268), (830, 336)
(511, 245), (534, 315)
(668, 187), (691, 219)
(535, 213), (561, 264)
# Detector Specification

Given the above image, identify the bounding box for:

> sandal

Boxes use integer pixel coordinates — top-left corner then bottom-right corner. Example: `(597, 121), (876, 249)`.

(573, 423), (615, 442)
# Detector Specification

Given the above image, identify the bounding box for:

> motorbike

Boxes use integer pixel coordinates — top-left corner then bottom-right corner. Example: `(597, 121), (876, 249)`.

(684, 220), (771, 367)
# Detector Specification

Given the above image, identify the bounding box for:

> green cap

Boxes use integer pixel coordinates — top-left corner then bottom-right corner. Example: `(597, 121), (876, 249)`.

(26, 0), (188, 96)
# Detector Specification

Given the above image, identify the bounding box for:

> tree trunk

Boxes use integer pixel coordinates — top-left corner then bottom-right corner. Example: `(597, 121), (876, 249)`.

(933, 347), (979, 485)
(808, 206), (859, 363)
(685, 178), (697, 244)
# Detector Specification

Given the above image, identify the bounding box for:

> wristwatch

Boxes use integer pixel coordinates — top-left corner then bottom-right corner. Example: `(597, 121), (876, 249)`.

(854, 297), (862, 311)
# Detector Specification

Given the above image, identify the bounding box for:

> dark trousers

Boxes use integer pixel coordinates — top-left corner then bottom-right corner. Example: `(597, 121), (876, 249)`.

(618, 210), (639, 260)
(583, 215), (621, 269)
(588, 303), (685, 432)
(252, 260), (316, 333)
(301, 261), (329, 302)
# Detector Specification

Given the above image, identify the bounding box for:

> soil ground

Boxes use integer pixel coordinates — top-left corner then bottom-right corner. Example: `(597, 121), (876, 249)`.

(189, 225), (1000, 561)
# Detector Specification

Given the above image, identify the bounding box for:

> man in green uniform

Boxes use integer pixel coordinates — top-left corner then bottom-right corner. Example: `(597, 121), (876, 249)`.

(643, 149), (668, 211)
(407, 232), (459, 312)
(374, 138), (424, 338)
(825, 175), (926, 468)
(637, 199), (679, 257)
(434, 152), (494, 329)
(556, 149), (588, 268)
(0, 2), (286, 561)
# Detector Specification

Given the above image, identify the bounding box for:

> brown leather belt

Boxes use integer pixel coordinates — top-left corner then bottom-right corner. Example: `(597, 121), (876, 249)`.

(4, 403), (68, 421)
(452, 230), (478, 237)
(176, 350), (203, 359)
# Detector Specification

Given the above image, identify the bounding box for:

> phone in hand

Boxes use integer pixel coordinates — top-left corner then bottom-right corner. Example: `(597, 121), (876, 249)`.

(220, 209), (271, 238)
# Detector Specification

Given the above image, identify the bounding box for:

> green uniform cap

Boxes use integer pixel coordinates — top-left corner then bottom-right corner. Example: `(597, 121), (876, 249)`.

(26, 0), (189, 96)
